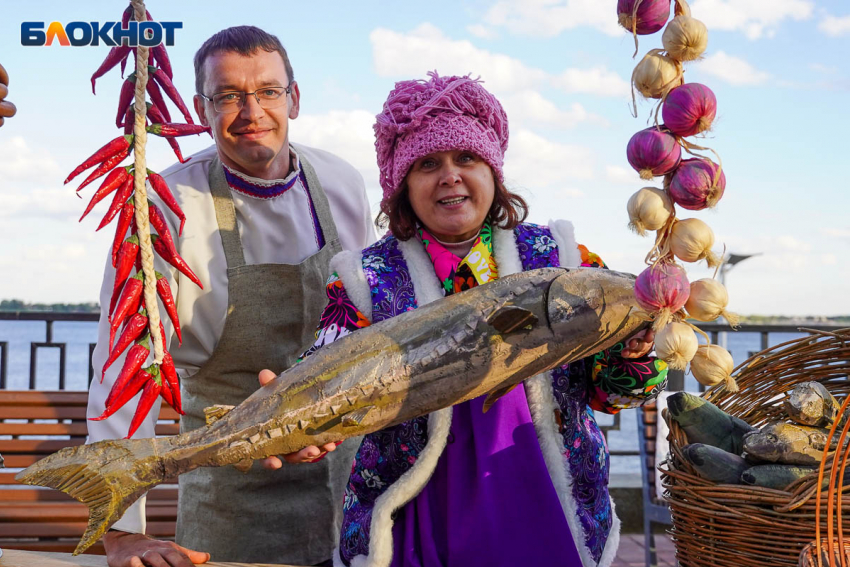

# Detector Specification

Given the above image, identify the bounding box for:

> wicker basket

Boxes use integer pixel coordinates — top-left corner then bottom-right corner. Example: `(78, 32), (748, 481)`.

(661, 328), (850, 567)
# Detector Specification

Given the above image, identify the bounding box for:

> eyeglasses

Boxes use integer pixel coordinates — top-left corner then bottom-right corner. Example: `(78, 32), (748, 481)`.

(199, 84), (292, 114)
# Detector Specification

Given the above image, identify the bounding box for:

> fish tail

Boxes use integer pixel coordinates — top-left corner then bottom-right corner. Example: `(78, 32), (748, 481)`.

(15, 437), (166, 555)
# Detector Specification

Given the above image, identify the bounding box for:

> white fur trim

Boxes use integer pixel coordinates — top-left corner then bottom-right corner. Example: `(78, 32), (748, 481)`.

(597, 498), (622, 567)
(347, 408), (453, 567)
(548, 219), (581, 268)
(396, 238), (444, 306)
(492, 226), (523, 277)
(329, 250), (372, 321)
(524, 372), (600, 567)
(343, 237), (451, 567)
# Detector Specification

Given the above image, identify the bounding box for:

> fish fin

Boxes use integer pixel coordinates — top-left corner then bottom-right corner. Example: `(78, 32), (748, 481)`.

(232, 459), (253, 473)
(486, 305), (537, 334)
(204, 404), (235, 426)
(342, 405), (375, 427)
(483, 384), (519, 413)
(14, 437), (165, 556)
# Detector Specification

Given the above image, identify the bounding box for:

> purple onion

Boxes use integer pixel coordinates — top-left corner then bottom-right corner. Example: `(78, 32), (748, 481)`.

(662, 83), (717, 138)
(627, 127), (681, 180)
(618, 0), (672, 35)
(669, 158), (726, 210)
(635, 262), (690, 328)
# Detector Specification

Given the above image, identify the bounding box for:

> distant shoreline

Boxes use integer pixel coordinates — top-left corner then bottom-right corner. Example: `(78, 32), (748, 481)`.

(0, 300), (99, 314)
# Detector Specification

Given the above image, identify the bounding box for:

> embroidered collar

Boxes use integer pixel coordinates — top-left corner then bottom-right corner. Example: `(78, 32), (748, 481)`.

(419, 220), (498, 296)
(222, 151), (301, 200)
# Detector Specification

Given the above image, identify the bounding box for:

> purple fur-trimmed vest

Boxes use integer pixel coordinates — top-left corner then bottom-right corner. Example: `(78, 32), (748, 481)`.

(333, 222), (620, 567)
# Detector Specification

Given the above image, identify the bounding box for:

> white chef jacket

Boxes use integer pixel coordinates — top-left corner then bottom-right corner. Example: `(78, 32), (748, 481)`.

(86, 143), (376, 533)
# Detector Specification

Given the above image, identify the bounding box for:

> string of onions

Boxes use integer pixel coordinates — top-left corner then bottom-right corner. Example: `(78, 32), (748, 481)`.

(619, 0), (742, 390)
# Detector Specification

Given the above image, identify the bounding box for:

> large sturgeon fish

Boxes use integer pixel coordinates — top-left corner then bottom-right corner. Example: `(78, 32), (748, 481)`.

(17, 267), (648, 554)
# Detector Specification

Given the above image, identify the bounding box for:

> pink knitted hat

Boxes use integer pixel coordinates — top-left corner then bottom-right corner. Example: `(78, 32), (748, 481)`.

(374, 71), (509, 203)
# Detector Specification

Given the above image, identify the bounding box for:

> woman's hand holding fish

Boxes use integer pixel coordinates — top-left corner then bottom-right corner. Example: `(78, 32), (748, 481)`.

(256, 369), (342, 467)
(620, 328), (655, 358)
(103, 530), (209, 567)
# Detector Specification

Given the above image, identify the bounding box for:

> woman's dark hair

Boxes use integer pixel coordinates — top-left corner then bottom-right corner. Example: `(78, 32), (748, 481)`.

(194, 26), (294, 95)
(376, 172), (529, 240)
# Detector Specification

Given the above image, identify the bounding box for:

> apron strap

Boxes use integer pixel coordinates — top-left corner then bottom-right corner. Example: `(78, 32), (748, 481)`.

(296, 147), (341, 246)
(208, 148), (342, 270)
(208, 155), (247, 270)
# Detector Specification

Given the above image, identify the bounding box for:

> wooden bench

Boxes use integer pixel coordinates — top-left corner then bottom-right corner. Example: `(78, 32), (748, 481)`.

(0, 390), (179, 554)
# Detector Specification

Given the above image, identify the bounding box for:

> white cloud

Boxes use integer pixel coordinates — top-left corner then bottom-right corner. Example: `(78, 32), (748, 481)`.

(500, 91), (609, 130)
(504, 129), (595, 189)
(696, 51), (771, 86)
(605, 165), (645, 186)
(290, 110), (380, 189)
(466, 24), (499, 40)
(0, 136), (63, 183)
(822, 228), (850, 239)
(690, 0), (814, 40)
(810, 63), (838, 75)
(0, 186), (79, 220)
(369, 24), (629, 99)
(552, 67), (631, 98)
(819, 14), (850, 37)
(370, 24), (548, 92)
(483, 0), (622, 38)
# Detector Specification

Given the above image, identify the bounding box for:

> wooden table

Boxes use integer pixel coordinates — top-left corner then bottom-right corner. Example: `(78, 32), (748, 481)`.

(0, 549), (308, 567)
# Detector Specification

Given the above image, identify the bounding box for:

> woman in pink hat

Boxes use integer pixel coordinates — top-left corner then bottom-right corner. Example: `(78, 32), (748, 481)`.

(300, 72), (667, 567)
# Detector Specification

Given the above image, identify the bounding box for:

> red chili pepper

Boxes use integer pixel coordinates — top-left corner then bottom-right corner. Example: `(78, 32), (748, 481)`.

(152, 235), (203, 289)
(109, 271), (144, 350)
(160, 351), (183, 414)
(109, 201), (135, 267)
(96, 334), (149, 398)
(148, 201), (177, 255)
(149, 66), (194, 124)
(147, 171), (186, 235)
(75, 147), (131, 194)
(96, 365), (149, 418)
(147, 102), (167, 125)
(79, 166), (131, 221)
(65, 135), (133, 185)
(145, 76), (171, 122)
(159, 367), (176, 410)
(122, 105), (134, 135)
(121, 5), (132, 33)
(165, 137), (189, 164)
(91, 45), (132, 95)
(116, 74), (137, 128)
(98, 173), (134, 232)
(152, 44), (173, 79)
(126, 368), (162, 439)
(102, 308), (148, 376)
(147, 123), (210, 137)
(110, 236), (140, 315)
(155, 272), (181, 344)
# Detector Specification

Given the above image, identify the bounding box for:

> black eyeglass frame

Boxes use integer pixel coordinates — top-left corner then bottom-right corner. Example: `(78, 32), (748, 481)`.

(198, 83), (293, 113)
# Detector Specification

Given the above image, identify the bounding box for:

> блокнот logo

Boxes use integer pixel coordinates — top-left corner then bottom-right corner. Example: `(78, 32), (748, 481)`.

(21, 21), (181, 47)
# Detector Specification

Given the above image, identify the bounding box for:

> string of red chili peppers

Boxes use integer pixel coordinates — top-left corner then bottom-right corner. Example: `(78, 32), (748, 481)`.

(68, 3), (210, 438)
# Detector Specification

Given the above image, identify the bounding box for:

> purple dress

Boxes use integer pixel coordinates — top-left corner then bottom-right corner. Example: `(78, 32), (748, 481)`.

(390, 383), (582, 567)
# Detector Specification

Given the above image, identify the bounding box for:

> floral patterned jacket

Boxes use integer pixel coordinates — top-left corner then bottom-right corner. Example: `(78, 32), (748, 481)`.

(306, 221), (667, 567)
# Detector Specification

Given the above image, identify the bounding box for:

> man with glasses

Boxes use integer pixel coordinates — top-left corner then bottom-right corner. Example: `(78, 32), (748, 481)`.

(87, 25), (375, 567)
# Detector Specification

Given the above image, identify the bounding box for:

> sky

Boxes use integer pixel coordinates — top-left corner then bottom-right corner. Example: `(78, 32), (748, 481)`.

(0, 0), (848, 316)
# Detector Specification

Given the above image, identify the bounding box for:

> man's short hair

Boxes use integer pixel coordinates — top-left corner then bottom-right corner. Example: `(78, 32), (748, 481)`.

(194, 25), (295, 95)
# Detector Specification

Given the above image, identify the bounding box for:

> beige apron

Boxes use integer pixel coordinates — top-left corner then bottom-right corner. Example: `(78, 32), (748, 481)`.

(176, 152), (358, 565)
